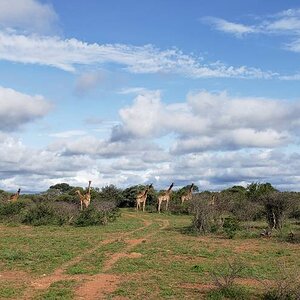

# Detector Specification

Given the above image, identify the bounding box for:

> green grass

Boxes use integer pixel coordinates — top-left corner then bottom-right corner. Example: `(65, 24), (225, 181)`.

(36, 280), (76, 300)
(0, 209), (299, 299)
(0, 282), (24, 299)
(206, 285), (251, 300)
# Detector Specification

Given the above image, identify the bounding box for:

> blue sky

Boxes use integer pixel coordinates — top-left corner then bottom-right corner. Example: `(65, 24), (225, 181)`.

(1, 0), (300, 192)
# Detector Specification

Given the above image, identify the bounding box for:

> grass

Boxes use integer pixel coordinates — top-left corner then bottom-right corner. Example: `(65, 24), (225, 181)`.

(0, 209), (299, 299)
(0, 282), (24, 299)
(36, 280), (77, 300)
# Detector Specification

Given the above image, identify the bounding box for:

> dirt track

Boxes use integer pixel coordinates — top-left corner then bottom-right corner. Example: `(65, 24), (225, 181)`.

(15, 212), (169, 300)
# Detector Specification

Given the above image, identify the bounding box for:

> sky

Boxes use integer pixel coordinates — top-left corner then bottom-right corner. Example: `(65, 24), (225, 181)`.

(1, 0), (300, 192)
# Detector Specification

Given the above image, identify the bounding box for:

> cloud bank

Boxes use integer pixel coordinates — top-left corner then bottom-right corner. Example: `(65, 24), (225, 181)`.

(0, 0), (58, 33)
(0, 31), (275, 79)
(0, 86), (52, 131)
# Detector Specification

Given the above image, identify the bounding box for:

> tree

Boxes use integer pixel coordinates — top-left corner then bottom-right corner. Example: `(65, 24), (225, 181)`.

(96, 185), (124, 206)
(49, 183), (73, 193)
(246, 182), (277, 202)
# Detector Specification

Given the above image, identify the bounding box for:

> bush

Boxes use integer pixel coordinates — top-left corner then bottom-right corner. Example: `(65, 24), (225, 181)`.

(189, 194), (220, 234)
(262, 275), (300, 300)
(51, 202), (79, 225)
(207, 259), (249, 299)
(223, 216), (240, 239)
(74, 203), (119, 227)
(259, 192), (294, 230)
(95, 185), (124, 206)
(22, 203), (58, 226)
(0, 200), (32, 223)
(0, 201), (28, 216)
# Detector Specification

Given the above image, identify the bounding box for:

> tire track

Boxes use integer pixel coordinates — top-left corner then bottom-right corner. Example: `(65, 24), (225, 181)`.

(75, 216), (170, 300)
(22, 213), (153, 299)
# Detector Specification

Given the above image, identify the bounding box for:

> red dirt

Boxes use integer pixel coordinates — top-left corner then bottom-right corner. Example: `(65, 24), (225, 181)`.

(75, 274), (119, 300)
(0, 271), (29, 282)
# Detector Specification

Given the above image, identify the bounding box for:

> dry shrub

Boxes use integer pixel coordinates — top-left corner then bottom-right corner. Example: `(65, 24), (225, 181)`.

(261, 263), (300, 300)
(189, 194), (220, 233)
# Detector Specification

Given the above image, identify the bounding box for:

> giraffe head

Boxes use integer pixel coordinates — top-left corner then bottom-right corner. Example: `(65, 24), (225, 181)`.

(167, 183), (174, 191)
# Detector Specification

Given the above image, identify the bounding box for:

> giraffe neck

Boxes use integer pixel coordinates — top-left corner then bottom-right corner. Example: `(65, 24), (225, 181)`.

(87, 181), (91, 194)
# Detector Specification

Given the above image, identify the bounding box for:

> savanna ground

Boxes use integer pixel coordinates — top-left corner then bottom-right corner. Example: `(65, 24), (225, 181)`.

(0, 209), (299, 299)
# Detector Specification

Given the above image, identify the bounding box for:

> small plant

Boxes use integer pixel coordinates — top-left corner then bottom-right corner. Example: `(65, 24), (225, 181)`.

(210, 258), (245, 289)
(262, 266), (300, 300)
(207, 258), (249, 299)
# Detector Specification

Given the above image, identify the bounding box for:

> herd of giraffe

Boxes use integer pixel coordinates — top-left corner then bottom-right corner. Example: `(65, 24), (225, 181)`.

(7, 181), (195, 213)
(136, 182), (195, 213)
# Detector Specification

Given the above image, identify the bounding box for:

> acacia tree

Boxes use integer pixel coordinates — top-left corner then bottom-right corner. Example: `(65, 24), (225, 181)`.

(259, 192), (297, 230)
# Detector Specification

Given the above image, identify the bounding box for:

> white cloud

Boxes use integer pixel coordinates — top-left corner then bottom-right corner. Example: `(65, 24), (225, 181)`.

(75, 71), (106, 95)
(203, 17), (257, 37)
(0, 31), (275, 79)
(203, 8), (300, 55)
(1, 129), (300, 192)
(112, 90), (300, 152)
(0, 86), (52, 131)
(286, 38), (300, 52)
(118, 87), (149, 95)
(0, 0), (58, 33)
(49, 130), (87, 139)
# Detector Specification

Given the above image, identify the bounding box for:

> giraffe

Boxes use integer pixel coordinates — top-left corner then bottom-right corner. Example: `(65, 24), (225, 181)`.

(136, 184), (153, 212)
(75, 181), (92, 210)
(157, 183), (174, 213)
(181, 183), (194, 204)
(9, 188), (21, 202)
(210, 192), (218, 206)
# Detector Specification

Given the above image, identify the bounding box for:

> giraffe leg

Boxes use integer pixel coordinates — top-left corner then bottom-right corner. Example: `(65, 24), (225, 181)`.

(143, 201), (145, 212)
(80, 200), (83, 211)
(166, 200), (169, 211)
(158, 200), (161, 213)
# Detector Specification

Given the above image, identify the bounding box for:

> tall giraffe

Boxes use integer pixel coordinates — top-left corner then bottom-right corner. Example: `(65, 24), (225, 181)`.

(181, 183), (194, 204)
(75, 180), (92, 210)
(136, 184), (153, 212)
(210, 192), (218, 206)
(9, 188), (21, 202)
(157, 183), (174, 213)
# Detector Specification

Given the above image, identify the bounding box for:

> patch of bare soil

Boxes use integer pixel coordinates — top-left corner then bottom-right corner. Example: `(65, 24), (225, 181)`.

(126, 238), (146, 246)
(0, 271), (30, 282)
(75, 274), (119, 300)
(237, 277), (272, 288)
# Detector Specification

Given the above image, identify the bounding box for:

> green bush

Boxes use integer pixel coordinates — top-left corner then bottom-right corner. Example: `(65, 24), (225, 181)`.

(22, 203), (58, 226)
(223, 216), (240, 239)
(73, 204), (119, 227)
(0, 201), (28, 216)
(0, 200), (32, 223)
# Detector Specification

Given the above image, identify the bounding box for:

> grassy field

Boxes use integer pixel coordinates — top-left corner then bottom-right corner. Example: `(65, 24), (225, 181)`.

(0, 209), (299, 299)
